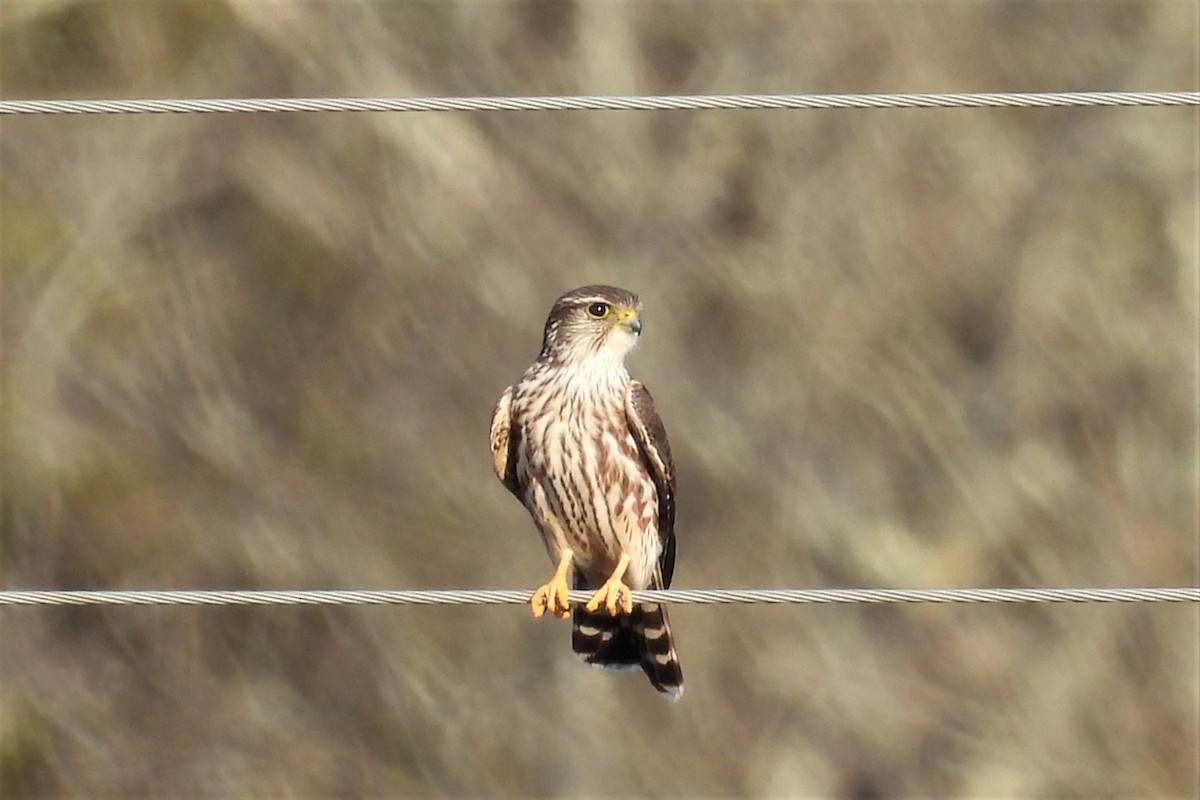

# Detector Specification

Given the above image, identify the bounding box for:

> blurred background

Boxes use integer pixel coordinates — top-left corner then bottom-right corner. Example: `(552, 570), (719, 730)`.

(1, 1), (1197, 797)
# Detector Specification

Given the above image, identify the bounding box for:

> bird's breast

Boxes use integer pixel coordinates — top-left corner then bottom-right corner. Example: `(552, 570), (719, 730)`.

(513, 369), (660, 586)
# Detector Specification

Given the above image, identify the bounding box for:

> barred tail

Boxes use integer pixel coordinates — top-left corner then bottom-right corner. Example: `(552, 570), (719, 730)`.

(632, 600), (683, 700)
(572, 589), (684, 700)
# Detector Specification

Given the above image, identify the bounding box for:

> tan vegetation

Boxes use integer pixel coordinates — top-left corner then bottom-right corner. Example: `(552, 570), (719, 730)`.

(1, 1), (1197, 797)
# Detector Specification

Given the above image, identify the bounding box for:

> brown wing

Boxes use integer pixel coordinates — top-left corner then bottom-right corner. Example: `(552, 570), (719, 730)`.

(624, 381), (677, 587)
(489, 386), (523, 498)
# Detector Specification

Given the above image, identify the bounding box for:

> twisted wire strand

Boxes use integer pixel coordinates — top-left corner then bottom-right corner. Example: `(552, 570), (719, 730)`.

(4, 92), (1194, 607)
(1, 91), (1197, 116)
(1, 587), (1196, 607)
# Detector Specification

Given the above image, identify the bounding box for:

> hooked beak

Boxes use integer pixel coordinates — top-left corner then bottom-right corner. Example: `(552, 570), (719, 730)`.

(618, 308), (642, 335)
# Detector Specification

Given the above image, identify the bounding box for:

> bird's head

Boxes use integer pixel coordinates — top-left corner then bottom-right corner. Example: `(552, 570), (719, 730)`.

(539, 284), (643, 367)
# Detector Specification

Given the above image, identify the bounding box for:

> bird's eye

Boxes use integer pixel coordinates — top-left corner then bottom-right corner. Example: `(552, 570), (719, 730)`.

(586, 302), (610, 319)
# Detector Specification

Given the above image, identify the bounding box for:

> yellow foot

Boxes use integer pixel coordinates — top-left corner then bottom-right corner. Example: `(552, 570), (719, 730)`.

(585, 579), (632, 616)
(531, 551), (573, 620)
(585, 554), (633, 616)
(531, 577), (571, 620)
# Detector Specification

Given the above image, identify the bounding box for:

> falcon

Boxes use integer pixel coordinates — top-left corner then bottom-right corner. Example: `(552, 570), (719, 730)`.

(489, 285), (683, 700)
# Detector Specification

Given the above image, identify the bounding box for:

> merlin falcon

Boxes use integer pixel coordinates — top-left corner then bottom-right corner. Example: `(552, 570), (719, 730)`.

(489, 285), (683, 699)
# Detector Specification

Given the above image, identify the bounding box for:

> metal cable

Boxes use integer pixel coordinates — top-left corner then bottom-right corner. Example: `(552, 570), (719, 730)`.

(1, 587), (1196, 607)
(3, 91), (1193, 606)
(1, 91), (1197, 116)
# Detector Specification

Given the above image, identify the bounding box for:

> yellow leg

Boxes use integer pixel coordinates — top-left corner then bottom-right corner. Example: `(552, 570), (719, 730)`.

(531, 550), (574, 620)
(585, 553), (633, 616)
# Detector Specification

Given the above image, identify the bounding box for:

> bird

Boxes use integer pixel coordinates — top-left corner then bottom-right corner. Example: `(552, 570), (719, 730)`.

(489, 285), (683, 700)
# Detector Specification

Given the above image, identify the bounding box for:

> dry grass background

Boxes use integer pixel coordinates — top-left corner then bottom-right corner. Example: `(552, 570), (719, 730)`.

(1, 1), (1197, 797)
